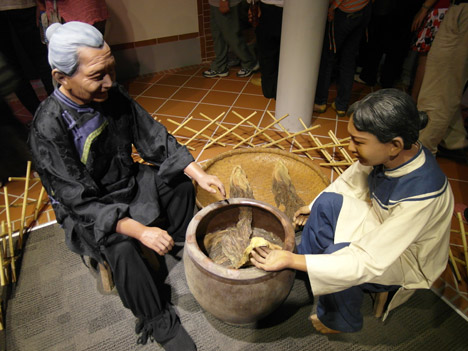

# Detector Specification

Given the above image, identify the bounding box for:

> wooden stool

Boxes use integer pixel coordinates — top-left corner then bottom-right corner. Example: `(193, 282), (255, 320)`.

(373, 292), (388, 318)
(98, 261), (114, 294)
(93, 243), (160, 295)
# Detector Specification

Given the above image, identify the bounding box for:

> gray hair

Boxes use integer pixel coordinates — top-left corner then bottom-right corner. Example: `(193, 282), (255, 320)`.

(46, 21), (104, 76)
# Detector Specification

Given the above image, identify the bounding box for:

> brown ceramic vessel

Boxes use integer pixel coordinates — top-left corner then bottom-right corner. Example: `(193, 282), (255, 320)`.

(183, 198), (296, 324)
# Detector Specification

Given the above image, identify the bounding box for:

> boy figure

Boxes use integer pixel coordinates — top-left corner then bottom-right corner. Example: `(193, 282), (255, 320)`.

(251, 89), (453, 333)
(29, 22), (225, 350)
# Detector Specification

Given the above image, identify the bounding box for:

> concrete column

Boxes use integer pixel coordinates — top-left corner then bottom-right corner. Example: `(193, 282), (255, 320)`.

(275, 0), (329, 132)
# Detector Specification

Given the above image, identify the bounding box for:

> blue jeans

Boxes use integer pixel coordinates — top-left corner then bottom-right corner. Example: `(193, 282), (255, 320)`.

(298, 192), (399, 332)
(314, 5), (371, 111)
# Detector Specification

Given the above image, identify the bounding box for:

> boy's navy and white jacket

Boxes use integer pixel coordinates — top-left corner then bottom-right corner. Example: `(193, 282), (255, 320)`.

(303, 145), (453, 319)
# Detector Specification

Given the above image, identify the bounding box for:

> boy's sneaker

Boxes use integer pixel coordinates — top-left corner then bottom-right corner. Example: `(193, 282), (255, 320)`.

(237, 62), (260, 78)
(203, 68), (229, 78)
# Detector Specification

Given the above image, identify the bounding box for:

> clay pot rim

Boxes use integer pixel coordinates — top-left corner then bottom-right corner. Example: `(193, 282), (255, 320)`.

(185, 198), (296, 281)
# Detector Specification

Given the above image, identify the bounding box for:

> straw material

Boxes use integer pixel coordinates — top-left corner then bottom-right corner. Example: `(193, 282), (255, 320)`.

(196, 148), (330, 212)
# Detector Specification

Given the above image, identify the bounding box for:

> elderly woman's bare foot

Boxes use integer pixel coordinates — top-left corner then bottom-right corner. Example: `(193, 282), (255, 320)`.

(309, 314), (341, 334)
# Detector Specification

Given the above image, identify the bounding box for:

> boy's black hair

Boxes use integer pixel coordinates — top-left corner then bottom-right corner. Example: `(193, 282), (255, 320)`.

(348, 89), (428, 150)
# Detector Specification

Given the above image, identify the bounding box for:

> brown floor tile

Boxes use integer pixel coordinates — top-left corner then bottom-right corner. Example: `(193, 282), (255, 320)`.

(176, 66), (205, 76)
(212, 79), (248, 93)
(131, 73), (164, 84)
(202, 90), (238, 106)
(171, 87), (209, 102)
(191, 104), (230, 121)
(438, 158), (468, 182)
(242, 79), (264, 95)
(234, 94), (269, 110)
(135, 96), (166, 114)
(141, 85), (179, 99)
(185, 76), (217, 89)
(127, 81), (152, 96)
(224, 108), (264, 125)
(156, 100), (197, 118)
(448, 179), (468, 205)
(156, 74), (191, 86)
(452, 295), (468, 313)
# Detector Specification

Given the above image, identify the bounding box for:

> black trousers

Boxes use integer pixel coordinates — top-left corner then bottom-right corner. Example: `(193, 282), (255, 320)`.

(256, 3), (283, 99)
(101, 175), (195, 344)
(0, 6), (54, 116)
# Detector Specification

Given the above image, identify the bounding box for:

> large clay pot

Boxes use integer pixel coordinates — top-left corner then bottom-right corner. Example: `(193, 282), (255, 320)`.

(183, 198), (296, 325)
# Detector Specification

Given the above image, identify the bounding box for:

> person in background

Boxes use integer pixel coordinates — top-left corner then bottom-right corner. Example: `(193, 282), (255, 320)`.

(29, 21), (225, 351)
(0, 52), (32, 186)
(410, 0), (449, 102)
(0, 0), (54, 116)
(36, 0), (109, 34)
(417, 1), (468, 162)
(251, 89), (453, 334)
(354, 0), (422, 89)
(203, 0), (259, 78)
(247, 0), (283, 99)
(314, 0), (371, 118)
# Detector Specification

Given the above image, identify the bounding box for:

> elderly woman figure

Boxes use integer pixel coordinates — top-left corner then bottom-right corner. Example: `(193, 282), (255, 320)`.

(29, 21), (225, 351)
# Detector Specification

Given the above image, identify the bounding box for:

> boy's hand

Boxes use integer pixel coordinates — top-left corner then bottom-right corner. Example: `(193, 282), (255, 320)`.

(293, 205), (311, 229)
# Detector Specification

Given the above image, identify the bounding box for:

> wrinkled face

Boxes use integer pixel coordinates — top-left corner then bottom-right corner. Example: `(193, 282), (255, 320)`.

(347, 116), (394, 167)
(60, 43), (115, 105)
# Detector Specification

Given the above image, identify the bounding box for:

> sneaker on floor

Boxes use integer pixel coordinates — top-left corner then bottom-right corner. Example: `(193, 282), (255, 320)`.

(313, 103), (327, 114)
(331, 101), (347, 117)
(237, 62), (260, 78)
(202, 68), (229, 78)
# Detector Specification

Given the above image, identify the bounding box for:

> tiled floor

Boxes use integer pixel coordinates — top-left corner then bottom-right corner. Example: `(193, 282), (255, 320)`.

(2, 64), (468, 321)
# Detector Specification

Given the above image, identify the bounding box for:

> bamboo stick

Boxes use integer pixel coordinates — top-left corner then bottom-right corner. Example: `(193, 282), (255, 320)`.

(328, 130), (355, 164)
(299, 119), (343, 175)
(3, 189), (16, 283)
(292, 143), (350, 153)
(449, 247), (462, 282)
(320, 161), (354, 167)
(261, 124), (320, 148)
(232, 113), (290, 149)
(264, 111), (305, 152)
(16, 161), (31, 248)
(184, 112), (225, 146)
(232, 110), (284, 149)
(0, 222), (6, 286)
(34, 186), (46, 221)
(167, 119), (222, 148)
(203, 111), (257, 150)
(456, 212), (468, 276)
(170, 116), (193, 135)
(199, 112), (256, 147)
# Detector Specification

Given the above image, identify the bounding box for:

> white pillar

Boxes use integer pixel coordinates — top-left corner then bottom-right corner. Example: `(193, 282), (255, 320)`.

(275, 0), (329, 132)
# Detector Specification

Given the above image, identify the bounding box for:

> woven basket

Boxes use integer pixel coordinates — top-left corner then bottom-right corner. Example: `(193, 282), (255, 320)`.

(196, 148), (330, 212)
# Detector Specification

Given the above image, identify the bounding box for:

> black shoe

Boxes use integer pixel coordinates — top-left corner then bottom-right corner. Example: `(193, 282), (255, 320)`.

(161, 325), (197, 351)
(436, 145), (468, 164)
